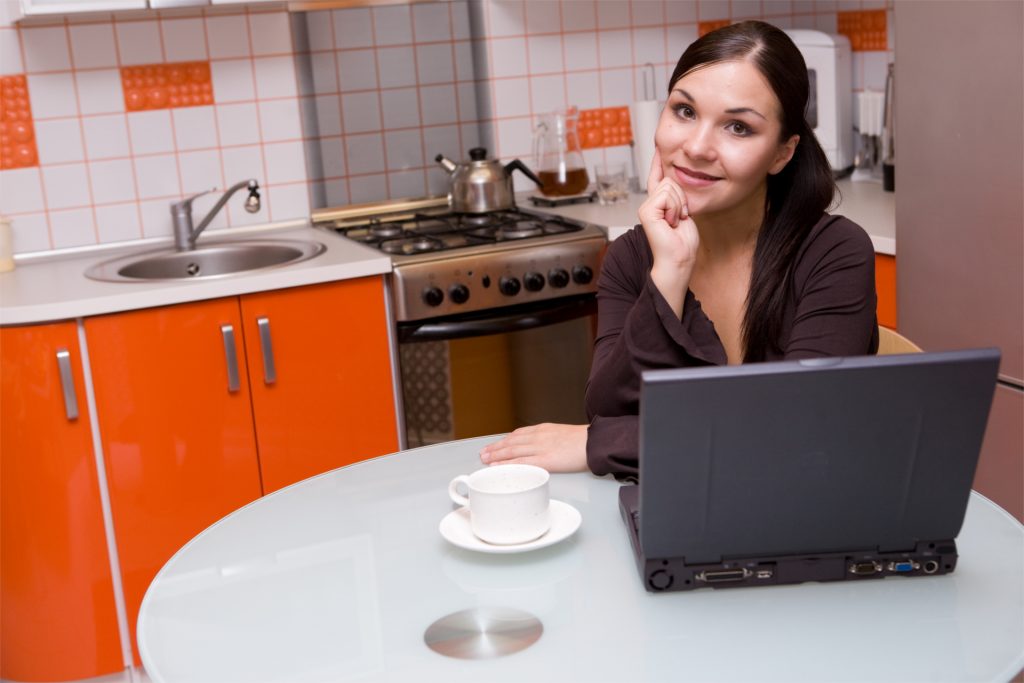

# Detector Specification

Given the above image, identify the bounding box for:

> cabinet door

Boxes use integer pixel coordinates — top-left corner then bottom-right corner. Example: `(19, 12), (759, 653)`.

(0, 322), (124, 681)
(241, 277), (399, 493)
(85, 298), (263, 665)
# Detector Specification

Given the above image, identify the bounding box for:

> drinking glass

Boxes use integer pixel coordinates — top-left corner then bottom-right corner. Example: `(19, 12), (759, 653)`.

(594, 162), (629, 205)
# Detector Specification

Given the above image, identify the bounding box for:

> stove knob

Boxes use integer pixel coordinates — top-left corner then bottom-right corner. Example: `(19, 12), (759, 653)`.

(572, 265), (593, 284)
(499, 276), (521, 296)
(422, 286), (444, 307)
(548, 268), (570, 288)
(449, 283), (470, 304)
(523, 271), (545, 292)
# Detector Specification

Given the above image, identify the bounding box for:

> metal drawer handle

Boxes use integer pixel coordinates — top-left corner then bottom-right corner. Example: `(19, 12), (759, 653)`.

(257, 317), (276, 385)
(56, 348), (79, 420)
(221, 325), (240, 393)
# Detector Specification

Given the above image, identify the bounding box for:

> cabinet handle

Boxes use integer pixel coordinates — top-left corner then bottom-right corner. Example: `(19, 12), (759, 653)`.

(257, 317), (277, 385)
(56, 348), (79, 420)
(221, 325), (240, 393)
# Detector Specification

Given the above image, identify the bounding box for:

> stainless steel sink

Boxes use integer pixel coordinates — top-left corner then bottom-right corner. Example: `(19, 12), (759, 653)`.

(85, 239), (326, 282)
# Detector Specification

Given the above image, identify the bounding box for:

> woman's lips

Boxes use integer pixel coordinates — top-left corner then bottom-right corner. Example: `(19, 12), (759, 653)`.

(673, 165), (722, 188)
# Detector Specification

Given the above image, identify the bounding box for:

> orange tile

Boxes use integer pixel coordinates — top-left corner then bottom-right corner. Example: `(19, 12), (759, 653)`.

(578, 106), (632, 149)
(121, 61), (214, 112)
(699, 20), (731, 38)
(0, 75), (39, 170)
(837, 10), (888, 51)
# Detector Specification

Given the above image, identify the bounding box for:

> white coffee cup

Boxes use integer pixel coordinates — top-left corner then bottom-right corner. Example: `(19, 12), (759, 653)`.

(448, 464), (551, 545)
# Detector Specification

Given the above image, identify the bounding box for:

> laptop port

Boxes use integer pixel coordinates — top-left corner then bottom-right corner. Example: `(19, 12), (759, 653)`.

(888, 561), (917, 573)
(923, 560), (939, 574)
(696, 568), (751, 583)
(849, 561), (881, 576)
(755, 568), (774, 579)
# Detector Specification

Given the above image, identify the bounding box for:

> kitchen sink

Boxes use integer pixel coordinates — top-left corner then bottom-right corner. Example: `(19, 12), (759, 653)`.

(85, 239), (326, 282)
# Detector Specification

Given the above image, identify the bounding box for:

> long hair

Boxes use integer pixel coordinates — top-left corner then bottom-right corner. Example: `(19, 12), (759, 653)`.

(667, 21), (835, 361)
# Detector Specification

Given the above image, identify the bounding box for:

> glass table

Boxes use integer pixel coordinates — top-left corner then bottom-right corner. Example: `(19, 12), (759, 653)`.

(137, 436), (1024, 682)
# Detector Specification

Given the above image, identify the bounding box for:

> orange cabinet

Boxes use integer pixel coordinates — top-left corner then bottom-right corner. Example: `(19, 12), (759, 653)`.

(0, 322), (124, 682)
(876, 253), (896, 329)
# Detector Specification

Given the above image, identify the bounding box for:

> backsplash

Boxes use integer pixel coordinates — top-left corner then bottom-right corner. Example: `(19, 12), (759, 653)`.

(0, 0), (893, 256)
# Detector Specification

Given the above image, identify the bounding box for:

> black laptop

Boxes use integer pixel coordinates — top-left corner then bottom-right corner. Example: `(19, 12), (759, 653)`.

(619, 348), (1001, 592)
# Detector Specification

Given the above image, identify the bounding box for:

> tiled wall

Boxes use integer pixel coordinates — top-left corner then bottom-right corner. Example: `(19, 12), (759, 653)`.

(0, 0), (893, 256)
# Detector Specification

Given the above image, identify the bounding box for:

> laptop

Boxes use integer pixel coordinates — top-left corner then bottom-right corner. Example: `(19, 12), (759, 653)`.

(619, 348), (1001, 592)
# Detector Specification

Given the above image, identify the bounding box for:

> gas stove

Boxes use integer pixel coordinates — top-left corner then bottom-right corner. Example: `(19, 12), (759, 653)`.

(313, 198), (607, 324)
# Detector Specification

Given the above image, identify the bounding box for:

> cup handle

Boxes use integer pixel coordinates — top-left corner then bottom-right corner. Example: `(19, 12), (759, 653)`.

(449, 475), (471, 507)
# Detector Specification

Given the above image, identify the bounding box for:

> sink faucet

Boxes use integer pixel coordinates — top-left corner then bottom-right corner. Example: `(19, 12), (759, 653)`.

(170, 179), (261, 250)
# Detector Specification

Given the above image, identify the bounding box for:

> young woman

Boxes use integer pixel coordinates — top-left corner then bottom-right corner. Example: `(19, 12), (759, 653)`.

(480, 21), (878, 479)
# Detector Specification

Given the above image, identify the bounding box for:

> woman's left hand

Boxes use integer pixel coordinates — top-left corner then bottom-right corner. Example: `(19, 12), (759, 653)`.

(479, 423), (589, 472)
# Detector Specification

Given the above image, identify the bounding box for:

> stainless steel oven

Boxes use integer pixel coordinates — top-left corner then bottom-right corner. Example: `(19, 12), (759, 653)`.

(313, 198), (605, 449)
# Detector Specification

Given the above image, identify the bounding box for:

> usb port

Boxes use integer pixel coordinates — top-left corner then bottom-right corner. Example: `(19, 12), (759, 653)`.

(756, 569), (773, 579)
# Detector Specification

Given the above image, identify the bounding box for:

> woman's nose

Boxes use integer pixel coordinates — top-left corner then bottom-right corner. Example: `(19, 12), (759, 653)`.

(683, 123), (717, 161)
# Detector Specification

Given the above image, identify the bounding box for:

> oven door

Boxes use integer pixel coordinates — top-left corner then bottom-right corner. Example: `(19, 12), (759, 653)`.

(397, 295), (596, 449)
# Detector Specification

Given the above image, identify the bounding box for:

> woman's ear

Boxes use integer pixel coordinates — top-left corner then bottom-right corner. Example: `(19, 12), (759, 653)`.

(769, 134), (800, 175)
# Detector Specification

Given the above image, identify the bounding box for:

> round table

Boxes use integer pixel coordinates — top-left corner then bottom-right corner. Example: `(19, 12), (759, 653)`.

(138, 436), (1024, 682)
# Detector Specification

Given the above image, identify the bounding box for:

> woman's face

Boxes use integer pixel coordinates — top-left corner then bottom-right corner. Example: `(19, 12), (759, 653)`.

(655, 59), (799, 219)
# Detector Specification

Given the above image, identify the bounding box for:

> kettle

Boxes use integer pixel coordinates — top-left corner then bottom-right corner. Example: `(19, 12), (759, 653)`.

(435, 147), (542, 213)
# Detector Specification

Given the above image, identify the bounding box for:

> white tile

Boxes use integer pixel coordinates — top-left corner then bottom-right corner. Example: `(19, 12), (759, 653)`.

(527, 35), (564, 75)
(314, 95), (342, 137)
(791, 13), (816, 29)
(763, 0), (793, 14)
(95, 203), (142, 243)
(211, 59), (256, 103)
(388, 169), (425, 199)
(320, 137), (345, 178)
(348, 173), (387, 203)
(337, 49), (379, 91)
(373, 4), (413, 46)
(564, 32), (598, 71)
(562, 1), (597, 31)
(185, 190), (230, 232)
(89, 158), (136, 204)
(263, 141), (306, 184)
(22, 26), (70, 73)
(495, 117), (532, 158)
(631, 0), (665, 26)
(69, 24), (117, 69)
(206, 15), (250, 59)
(50, 207), (96, 249)
(492, 77), (530, 117)
(75, 70), (124, 116)
(530, 74), (567, 115)
(698, 0), (731, 20)
(35, 119), (84, 164)
(633, 26), (665, 65)
(815, 12), (838, 33)
(215, 102), (260, 146)
(139, 197), (173, 237)
(863, 51), (889, 91)
(665, 1), (697, 22)
(454, 41), (475, 81)
(524, 1), (561, 34)
(732, 0), (763, 19)
(600, 68), (633, 106)
(266, 182), (310, 221)
(310, 52), (338, 93)
(380, 88), (419, 129)
(333, 8), (373, 49)
(128, 110), (174, 155)
(28, 73), (78, 118)
(597, 1), (631, 29)
(413, 2), (451, 42)
(416, 43), (455, 85)
(116, 20), (163, 67)
(769, 15), (794, 28)
(384, 128), (423, 169)
(420, 84), (458, 126)
(425, 124), (459, 163)
(8, 212), (50, 253)
(427, 165), (449, 196)
(41, 163), (90, 209)
(377, 47), (415, 89)
(345, 132), (385, 174)
(259, 98), (303, 142)
(792, 0), (816, 11)
(666, 23), (698, 63)
(162, 18), (208, 63)
(598, 29), (632, 68)
(814, 0), (839, 11)
(452, 1), (472, 40)
(177, 149), (222, 194)
(489, 37), (528, 78)
(457, 82), (478, 121)
(323, 179), (348, 206)
(341, 91), (381, 133)
(0, 28), (23, 75)
(488, 1), (524, 37)
(254, 56), (297, 99)
(0, 168), (45, 214)
(305, 11), (334, 51)
(249, 11), (291, 56)
(463, 121), (484, 155)
(566, 69), (602, 110)
(172, 106), (218, 151)
(134, 153), (181, 199)
(220, 147), (265, 224)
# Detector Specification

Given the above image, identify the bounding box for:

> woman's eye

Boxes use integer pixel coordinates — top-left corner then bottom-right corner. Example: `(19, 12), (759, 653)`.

(728, 122), (751, 136)
(674, 104), (695, 120)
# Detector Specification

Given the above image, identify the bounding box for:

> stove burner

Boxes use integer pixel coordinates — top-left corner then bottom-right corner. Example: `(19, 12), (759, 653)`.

(370, 223), (404, 239)
(497, 222), (544, 240)
(462, 214), (497, 227)
(381, 236), (444, 255)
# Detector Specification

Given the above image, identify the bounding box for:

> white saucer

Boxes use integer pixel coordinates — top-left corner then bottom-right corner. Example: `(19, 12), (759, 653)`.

(440, 500), (582, 554)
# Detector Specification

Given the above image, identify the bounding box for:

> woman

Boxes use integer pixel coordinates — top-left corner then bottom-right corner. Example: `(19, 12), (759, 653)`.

(480, 21), (878, 479)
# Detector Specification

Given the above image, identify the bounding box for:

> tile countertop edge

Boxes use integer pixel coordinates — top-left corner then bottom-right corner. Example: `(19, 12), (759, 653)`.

(0, 225), (392, 327)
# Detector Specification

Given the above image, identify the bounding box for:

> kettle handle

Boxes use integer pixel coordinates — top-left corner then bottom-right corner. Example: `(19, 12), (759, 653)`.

(504, 158), (543, 188)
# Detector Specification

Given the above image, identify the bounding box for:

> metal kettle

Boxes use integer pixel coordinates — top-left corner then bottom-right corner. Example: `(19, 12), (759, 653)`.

(435, 147), (542, 213)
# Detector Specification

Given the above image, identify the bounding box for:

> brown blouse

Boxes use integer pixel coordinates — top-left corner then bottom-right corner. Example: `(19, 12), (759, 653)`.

(584, 214), (879, 480)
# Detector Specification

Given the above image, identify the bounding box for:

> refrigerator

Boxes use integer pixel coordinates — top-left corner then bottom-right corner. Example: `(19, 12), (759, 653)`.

(895, 1), (1023, 522)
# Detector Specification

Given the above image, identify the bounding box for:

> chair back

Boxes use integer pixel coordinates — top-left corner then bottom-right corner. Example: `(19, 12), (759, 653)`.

(878, 326), (923, 354)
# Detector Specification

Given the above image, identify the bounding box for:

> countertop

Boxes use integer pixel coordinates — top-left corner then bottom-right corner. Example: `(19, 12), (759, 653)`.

(527, 178), (895, 256)
(0, 221), (391, 326)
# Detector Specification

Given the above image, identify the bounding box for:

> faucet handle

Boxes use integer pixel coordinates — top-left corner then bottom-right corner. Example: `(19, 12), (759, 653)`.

(172, 187), (217, 214)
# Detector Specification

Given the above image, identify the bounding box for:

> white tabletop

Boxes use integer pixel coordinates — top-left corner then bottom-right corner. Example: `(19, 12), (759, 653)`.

(138, 436), (1024, 683)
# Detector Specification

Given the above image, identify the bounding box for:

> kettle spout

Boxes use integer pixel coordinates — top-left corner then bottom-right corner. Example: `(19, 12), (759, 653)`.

(434, 154), (458, 175)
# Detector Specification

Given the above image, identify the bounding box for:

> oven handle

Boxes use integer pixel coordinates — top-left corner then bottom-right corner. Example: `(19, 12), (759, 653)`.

(398, 295), (596, 343)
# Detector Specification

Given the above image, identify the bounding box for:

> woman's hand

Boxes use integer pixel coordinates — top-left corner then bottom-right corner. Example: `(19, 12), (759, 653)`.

(638, 148), (700, 315)
(479, 423), (588, 473)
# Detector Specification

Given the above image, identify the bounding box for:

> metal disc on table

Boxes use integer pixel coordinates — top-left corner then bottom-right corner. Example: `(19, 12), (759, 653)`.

(424, 607), (543, 659)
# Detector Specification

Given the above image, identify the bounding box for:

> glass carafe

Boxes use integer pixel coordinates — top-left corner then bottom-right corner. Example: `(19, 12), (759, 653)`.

(533, 107), (589, 196)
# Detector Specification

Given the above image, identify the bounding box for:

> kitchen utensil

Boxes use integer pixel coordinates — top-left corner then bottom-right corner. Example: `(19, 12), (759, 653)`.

(594, 162), (629, 205)
(533, 107), (589, 196)
(435, 148), (541, 214)
(630, 63), (662, 192)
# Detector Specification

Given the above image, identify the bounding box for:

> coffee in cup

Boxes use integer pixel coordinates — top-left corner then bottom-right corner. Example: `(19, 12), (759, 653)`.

(448, 464), (551, 545)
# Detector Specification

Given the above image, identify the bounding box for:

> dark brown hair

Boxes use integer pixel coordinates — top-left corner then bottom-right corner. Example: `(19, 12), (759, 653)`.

(668, 21), (835, 361)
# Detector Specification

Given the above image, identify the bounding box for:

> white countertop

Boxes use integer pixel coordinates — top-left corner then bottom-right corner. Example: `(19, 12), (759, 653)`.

(0, 222), (391, 326)
(526, 178), (896, 256)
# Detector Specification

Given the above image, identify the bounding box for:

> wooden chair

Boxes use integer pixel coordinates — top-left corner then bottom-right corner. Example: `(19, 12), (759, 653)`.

(878, 326), (923, 354)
